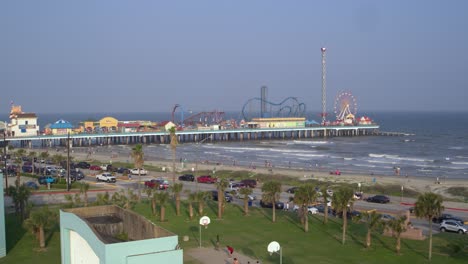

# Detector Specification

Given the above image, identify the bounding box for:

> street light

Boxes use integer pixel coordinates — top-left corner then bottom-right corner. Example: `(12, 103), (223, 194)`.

(2, 130), (7, 191)
(267, 241), (282, 264)
(400, 185), (404, 203)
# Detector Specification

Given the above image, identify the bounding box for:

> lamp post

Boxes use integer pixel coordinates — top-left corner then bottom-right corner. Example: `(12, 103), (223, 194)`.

(267, 241), (282, 264)
(400, 185), (404, 203)
(2, 130), (7, 192)
(67, 132), (71, 191)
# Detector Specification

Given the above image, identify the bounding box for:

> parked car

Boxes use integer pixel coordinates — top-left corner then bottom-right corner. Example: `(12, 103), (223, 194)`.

(440, 220), (467, 234)
(89, 165), (101, 171)
(130, 168), (148, 175)
(433, 214), (465, 224)
(353, 192), (363, 200)
(22, 165), (33, 173)
(380, 214), (395, 221)
(38, 176), (57, 185)
(228, 182), (245, 191)
(366, 195), (390, 204)
(145, 178), (170, 190)
(178, 174), (195, 182)
(293, 205), (319, 214)
(240, 179), (257, 188)
(70, 170), (85, 180)
(260, 200), (285, 209)
(77, 161), (91, 169)
(197, 175), (217, 184)
(116, 167), (130, 174)
(96, 172), (116, 183)
(211, 190), (233, 202)
(315, 204), (334, 215)
(329, 169), (341, 175)
(100, 164), (113, 171)
(286, 187), (299, 194)
(25, 181), (39, 190)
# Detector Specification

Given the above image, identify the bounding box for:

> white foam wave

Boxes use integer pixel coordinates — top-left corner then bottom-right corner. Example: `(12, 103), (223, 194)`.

(293, 140), (333, 145)
(289, 153), (327, 158)
(451, 161), (468, 165)
(449, 146), (464, 150)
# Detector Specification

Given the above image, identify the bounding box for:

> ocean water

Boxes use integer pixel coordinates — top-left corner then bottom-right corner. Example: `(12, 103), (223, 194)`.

(2, 111), (468, 179)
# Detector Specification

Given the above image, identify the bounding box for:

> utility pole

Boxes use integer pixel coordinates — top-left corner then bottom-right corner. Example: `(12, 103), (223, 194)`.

(2, 131), (7, 192)
(67, 132), (71, 191)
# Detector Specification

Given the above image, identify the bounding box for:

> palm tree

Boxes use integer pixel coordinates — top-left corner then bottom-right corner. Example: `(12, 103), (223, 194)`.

(294, 184), (317, 232)
(239, 187), (253, 216)
(39, 151), (49, 175)
(94, 191), (111, 206)
(355, 210), (384, 248)
(131, 144), (144, 201)
(16, 148), (26, 160)
(13, 156), (22, 185)
(186, 190), (196, 220)
(169, 126), (178, 183)
(332, 187), (354, 244)
(261, 181), (282, 223)
(195, 191), (209, 215)
(79, 182), (90, 207)
(24, 206), (57, 249)
(321, 186), (331, 224)
(385, 215), (407, 255)
(51, 154), (65, 166)
(216, 178), (229, 219)
(145, 188), (156, 215)
(157, 191), (170, 222)
(414, 192), (444, 261)
(28, 151), (37, 175)
(171, 183), (184, 216)
(8, 183), (32, 220)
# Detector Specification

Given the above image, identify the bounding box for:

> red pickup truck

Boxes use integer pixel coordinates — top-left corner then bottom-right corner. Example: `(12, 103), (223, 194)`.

(196, 175), (217, 184)
(144, 179), (169, 190)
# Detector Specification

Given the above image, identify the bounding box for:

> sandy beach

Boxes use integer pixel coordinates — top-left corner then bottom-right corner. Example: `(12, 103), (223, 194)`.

(45, 146), (467, 201)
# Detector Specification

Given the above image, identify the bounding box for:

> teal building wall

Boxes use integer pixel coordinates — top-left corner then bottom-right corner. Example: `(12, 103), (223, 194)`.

(0, 173), (6, 258)
(60, 210), (183, 264)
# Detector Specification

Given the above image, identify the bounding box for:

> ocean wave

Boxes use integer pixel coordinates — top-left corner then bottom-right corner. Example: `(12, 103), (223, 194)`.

(368, 160), (397, 165)
(449, 146), (464, 150)
(369, 153), (400, 159)
(451, 161), (468, 165)
(293, 140), (333, 145)
(455, 156), (468, 159)
(289, 153), (327, 158)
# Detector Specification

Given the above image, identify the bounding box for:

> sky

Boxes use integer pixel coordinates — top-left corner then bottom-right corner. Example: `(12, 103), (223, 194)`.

(1, 0), (468, 114)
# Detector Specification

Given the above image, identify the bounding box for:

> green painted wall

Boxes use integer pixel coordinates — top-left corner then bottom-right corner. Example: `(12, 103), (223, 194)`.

(0, 173), (6, 258)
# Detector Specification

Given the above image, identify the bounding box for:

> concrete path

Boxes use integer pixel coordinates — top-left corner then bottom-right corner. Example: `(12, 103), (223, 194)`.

(186, 247), (260, 264)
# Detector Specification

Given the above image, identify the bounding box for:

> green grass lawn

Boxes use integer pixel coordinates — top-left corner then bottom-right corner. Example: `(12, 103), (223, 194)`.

(1, 200), (467, 264)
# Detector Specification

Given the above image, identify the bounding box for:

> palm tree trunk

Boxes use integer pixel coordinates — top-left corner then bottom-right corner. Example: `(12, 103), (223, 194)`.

(39, 226), (45, 248)
(396, 235), (401, 254)
(198, 202), (203, 215)
(160, 206), (165, 222)
(244, 198), (248, 215)
(217, 191), (222, 219)
(324, 204), (328, 224)
(272, 203), (276, 223)
(176, 195), (181, 216)
(366, 230), (371, 248)
(342, 210), (347, 244)
(189, 202), (194, 220)
(172, 149), (176, 183)
(84, 192), (88, 207)
(151, 199), (156, 215)
(428, 220), (433, 261)
(138, 172), (141, 201)
(304, 211), (309, 232)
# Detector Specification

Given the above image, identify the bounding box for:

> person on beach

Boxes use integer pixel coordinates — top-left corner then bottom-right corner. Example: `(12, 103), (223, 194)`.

(233, 258), (239, 264)
(227, 245), (234, 257)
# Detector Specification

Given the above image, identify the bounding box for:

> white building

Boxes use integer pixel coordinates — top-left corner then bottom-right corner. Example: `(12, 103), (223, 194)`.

(8, 105), (39, 137)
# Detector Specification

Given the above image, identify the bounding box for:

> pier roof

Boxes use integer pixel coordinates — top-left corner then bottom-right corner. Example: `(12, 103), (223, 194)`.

(50, 119), (73, 129)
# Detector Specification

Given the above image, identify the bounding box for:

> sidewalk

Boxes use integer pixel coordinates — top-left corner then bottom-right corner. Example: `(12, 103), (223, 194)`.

(186, 247), (260, 264)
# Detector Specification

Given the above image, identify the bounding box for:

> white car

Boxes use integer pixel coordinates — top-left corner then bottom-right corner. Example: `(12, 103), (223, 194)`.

(130, 168), (148, 175)
(96, 172), (116, 183)
(293, 205), (319, 214)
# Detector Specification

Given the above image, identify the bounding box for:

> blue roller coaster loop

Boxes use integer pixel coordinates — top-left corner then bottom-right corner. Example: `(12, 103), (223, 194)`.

(241, 97), (306, 121)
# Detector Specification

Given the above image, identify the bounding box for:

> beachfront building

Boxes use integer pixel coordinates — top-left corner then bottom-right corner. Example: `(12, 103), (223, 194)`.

(60, 205), (183, 264)
(47, 119), (74, 135)
(251, 117), (306, 129)
(99, 117), (118, 132)
(117, 122), (140, 133)
(8, 105), (39, 137)
(159, 121), (176, 131)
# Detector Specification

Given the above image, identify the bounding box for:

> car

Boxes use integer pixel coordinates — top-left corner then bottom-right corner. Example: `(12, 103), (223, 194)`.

(70, 170), (85, 180)
(353, 192), (363, 200)
(96, 172), (116, 183)
(380, 214), (395, 221)
(178, 174), (195, 182)
(22, 165), (33, 173)
(432, 214), (464, 224)
(440, 220), (467, 234)
(100, 164), (113, 171)
(197, 175), (217, 184)
(260, 200), (285, 209)
(145, 178), (169, 190)
(89, 165), (101, 171)
(25, 181), (39, 190)
(366, 195), (390, 204)
(330, 170), (341, 175)
(234, 192), (256, 201)
(130, 168), (148, 175)
(77, 162), (91, 169)
(240, 179), (257, 188)
(315, 203), (336, 215)
(293, 205), (319, 214)
(286, 187), (299, 194)
(228, 182), (245, 191)
(38, 176), (57, 185)
(211, 190), (233, 202)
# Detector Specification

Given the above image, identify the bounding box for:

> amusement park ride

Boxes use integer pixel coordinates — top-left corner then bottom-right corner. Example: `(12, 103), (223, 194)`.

(172, 104), (225, 127)
(334, 91), (358, 125)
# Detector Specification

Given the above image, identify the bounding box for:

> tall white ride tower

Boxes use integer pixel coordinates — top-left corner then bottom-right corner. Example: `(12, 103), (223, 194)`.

(321, 47), (327, 125)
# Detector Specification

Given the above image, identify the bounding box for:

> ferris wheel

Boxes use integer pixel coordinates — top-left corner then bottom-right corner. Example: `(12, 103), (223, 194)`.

(334, 91), (357, 121)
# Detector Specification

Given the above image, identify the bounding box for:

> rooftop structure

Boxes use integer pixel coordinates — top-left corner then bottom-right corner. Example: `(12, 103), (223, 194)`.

(60, 205), (182, 264)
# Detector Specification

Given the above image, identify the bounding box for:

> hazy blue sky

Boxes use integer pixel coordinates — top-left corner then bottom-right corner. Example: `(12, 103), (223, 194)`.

(1, 0), (467, 114)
